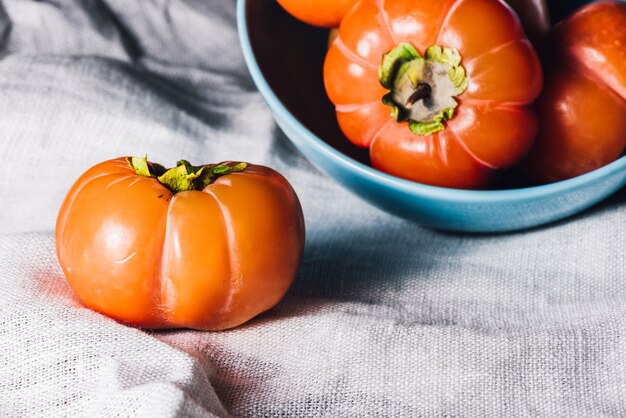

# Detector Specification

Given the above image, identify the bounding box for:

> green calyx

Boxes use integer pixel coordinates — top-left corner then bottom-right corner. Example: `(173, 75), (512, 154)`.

(127, 156), (248, 193)
(379, 42), (469, 136)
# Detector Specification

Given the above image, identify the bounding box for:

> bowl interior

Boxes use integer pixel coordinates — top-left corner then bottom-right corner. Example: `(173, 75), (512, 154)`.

(246, 1), (368, 166)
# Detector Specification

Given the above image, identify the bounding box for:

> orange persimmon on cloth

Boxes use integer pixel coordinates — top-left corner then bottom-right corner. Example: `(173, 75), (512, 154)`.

(523, 1), (626, 183)
(324, 0), (543, 189)
(56, 157), (305, 331)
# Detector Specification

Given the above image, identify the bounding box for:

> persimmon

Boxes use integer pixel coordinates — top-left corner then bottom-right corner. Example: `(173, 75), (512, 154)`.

(56, 157), (305, 330)
(324, 0), (543, 188)
(276, 0), (357, 27)
(523, 1), (626, 182)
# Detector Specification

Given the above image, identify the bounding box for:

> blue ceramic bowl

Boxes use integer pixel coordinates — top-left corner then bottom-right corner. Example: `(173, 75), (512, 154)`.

(237, 0), (626, 233)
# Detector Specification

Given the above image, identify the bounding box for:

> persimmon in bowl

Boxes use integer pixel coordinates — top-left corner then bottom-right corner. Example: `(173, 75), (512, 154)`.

(237, 0), (626, 232)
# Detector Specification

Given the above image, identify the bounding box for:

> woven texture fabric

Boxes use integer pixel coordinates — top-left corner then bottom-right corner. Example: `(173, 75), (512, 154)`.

(1, 1), (626, 416)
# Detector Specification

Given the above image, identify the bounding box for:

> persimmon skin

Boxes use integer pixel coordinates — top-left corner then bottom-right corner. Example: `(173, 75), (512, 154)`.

(523, 1), (626, 183)
(55, 158), (305, 331)
(324, 0), (542, 189)
(276, 0), (357, 27)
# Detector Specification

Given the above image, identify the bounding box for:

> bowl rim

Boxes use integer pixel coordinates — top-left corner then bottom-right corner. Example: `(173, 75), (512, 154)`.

(237, 0), (626, 203)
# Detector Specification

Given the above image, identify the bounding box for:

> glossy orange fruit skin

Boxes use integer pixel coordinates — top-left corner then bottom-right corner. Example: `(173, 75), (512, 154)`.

(324, 0), (543, 189)
(523, 1), (626, 183)
(56, 158), (305, 331)
(276, 0), (358, 27)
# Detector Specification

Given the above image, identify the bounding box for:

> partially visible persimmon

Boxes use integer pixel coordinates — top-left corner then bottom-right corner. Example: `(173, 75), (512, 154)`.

(276, 0), (357, 27)
(56, 157), (305, 330)
(523, 1), (626, 182)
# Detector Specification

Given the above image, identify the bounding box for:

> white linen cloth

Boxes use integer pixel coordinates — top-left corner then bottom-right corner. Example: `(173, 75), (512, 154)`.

(1, 1), (625, 416)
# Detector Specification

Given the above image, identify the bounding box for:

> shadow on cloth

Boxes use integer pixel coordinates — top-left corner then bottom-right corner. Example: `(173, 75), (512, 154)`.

(254, 220), (462, 324)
